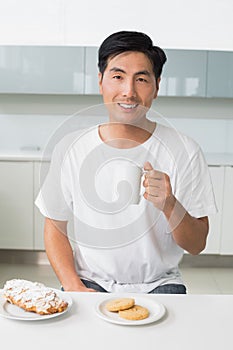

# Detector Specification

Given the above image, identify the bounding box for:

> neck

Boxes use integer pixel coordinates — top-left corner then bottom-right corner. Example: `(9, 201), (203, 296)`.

(98, 120), (156, 149)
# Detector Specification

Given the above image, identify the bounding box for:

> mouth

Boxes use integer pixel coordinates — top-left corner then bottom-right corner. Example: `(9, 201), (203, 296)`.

(118, 103), (139, 110)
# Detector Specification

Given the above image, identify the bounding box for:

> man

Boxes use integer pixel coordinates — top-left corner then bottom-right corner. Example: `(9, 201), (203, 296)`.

(35, 31), (217, 294)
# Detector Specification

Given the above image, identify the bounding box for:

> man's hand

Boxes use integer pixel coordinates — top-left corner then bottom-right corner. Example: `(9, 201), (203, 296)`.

(143, 161), (175, 213)
(64, 284), (97, 293)
(142, 161), (209, 255)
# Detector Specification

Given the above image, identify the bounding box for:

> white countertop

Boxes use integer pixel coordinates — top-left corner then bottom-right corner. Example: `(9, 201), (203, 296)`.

(0, 150), (50, 161)
(0, 151), (233, 166)
(0, 292), (232, 350)
(205, 152), (233, 166)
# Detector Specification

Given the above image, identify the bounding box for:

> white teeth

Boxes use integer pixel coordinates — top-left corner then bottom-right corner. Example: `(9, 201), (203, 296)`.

(119, 103), (138, 109)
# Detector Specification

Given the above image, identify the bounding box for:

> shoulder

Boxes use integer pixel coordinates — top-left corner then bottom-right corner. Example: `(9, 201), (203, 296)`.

(52, 126), (97, 158)
(155, 122), (201, 155)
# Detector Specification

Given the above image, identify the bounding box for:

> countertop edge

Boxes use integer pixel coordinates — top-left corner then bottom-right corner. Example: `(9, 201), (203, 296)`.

(0, 152), (233, 166)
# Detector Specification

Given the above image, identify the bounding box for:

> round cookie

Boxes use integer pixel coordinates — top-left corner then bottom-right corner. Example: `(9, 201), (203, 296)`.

(118, 304), (149, 320)
(106, 298), (135, 312)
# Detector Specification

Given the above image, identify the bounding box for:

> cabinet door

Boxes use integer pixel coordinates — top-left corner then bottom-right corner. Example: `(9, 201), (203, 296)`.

(0, 46), (85, 94)
(202, 166), (224, 254)
(0, 162), (33, 249)
(84, 47), (99, 94)
(159, 49), (207, 97)
(34, 161), (75, 250)
(220, 166), (233, 254)
(207, 51), (233, 98)
(33, 162), (49, 250)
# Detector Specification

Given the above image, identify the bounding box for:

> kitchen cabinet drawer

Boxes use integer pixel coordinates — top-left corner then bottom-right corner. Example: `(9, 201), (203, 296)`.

(0, 162), (33, 249)
(0, 46), (85, 94)
(207, 51), (233, 98)
(159, 49), (207, 97)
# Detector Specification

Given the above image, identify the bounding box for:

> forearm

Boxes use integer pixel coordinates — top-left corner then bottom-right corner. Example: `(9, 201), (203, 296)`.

(143, 162), (209, 255)
(163, 196), (209, 255)
(44, 218), (85, 291)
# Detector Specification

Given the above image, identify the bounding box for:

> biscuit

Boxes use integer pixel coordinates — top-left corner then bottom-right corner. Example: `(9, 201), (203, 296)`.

(118, 304), (149, 320)
(106, 298), (135, 312)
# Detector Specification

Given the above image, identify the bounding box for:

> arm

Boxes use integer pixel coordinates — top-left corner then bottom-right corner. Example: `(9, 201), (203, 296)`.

(44, 218), (96, 292)
(143, 162), (209, 255)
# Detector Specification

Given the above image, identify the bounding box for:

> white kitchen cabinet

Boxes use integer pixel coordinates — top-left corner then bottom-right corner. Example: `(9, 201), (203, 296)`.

(202, 166), (224, 254)
(207, 51), (233, 98)
(0, 46), (85, 94)
(85, 47), (232, 99)
(184, 166), (224, 255)
(84, 47), (99, 94)
(0, 162), (33, 249)
(159, 49), (207, 97)
(220, 166), (233, 254)
(33, 161), (49, 250)
(1, 45), (233, 98)
(34, 161), (75, 251)
(0, 160), (232, 256)
(84, 47), (208, 97)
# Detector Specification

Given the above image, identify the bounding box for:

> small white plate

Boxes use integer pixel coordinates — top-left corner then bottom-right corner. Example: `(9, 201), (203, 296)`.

(0, 289), (72, 321)
(95, 295), (166, 325)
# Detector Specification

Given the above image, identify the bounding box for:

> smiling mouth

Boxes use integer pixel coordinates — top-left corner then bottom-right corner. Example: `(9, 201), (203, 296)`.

(118, 103), (139, 109)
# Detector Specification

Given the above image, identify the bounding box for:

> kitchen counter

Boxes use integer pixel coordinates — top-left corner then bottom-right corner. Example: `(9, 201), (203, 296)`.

(0, 150), (50, 161)
(205, 152), (233, 166)
(0, 292), (232, 350)
(0, 151), (233, 166)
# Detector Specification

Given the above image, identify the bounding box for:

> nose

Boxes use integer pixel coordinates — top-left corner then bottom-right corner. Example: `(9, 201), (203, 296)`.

(122, 78), (136, 98)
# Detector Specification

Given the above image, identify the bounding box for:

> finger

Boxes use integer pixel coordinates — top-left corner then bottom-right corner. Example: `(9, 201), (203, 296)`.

(146, 173), (163, 182)
(143, 161), (153, 172)
(143, 192), (159, 201)
(147, 170), (167, 182)
(144, 186), (161, 197)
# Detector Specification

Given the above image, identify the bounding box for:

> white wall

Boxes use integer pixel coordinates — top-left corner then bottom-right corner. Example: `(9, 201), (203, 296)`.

(0, 95), (233, 155)
(1, 113), (233, 156)
(0, 0), (232, 50)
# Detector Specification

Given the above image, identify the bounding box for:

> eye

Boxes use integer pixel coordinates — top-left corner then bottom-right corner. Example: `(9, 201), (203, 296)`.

(113, 75), (122, 80)
(137, 77), (148, 83)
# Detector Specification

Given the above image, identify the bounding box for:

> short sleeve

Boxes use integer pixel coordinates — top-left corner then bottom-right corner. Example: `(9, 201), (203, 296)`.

(175, 146), (218, 218)
(35, 142), (72, 221)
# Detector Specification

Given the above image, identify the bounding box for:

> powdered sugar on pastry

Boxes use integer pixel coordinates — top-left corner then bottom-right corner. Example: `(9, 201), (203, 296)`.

(3, 279), (68, 315)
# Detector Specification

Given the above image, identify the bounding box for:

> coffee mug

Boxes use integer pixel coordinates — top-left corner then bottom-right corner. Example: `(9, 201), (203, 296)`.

(113, 162), (144, 205)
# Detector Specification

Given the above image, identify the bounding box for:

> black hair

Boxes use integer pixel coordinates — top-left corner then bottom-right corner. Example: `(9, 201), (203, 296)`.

(98, 30), (167, 80)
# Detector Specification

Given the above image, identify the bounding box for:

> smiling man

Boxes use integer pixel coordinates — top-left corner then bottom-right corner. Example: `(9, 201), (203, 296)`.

(35, 31), (217, 294)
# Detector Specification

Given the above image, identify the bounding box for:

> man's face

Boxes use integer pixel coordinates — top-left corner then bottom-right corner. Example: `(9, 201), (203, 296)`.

(98, 51), (159, 125)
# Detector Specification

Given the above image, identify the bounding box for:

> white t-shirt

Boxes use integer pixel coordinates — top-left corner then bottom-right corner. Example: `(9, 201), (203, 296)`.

(35, 123), (217, 293)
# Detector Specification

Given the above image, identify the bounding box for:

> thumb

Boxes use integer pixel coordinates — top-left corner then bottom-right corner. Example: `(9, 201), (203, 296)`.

(143, 161), (153, 171)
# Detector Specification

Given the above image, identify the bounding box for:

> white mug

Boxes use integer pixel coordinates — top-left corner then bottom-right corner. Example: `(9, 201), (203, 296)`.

(113, 162), (143, 205)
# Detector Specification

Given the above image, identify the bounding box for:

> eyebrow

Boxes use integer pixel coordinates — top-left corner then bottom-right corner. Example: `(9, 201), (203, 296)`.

(109, 67), (152, 76)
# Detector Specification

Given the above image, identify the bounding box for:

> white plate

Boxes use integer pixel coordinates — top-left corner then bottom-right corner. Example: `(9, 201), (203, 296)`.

(0, 289), (72, 321)
(95, 295), (166, 325)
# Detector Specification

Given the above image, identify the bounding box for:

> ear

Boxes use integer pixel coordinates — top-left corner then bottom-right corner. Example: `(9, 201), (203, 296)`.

(98, 72), (103, 95)
(154, 77), (161, 98)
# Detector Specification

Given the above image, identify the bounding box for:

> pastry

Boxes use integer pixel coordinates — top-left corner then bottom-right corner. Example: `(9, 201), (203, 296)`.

(3, 279), (68, 315)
